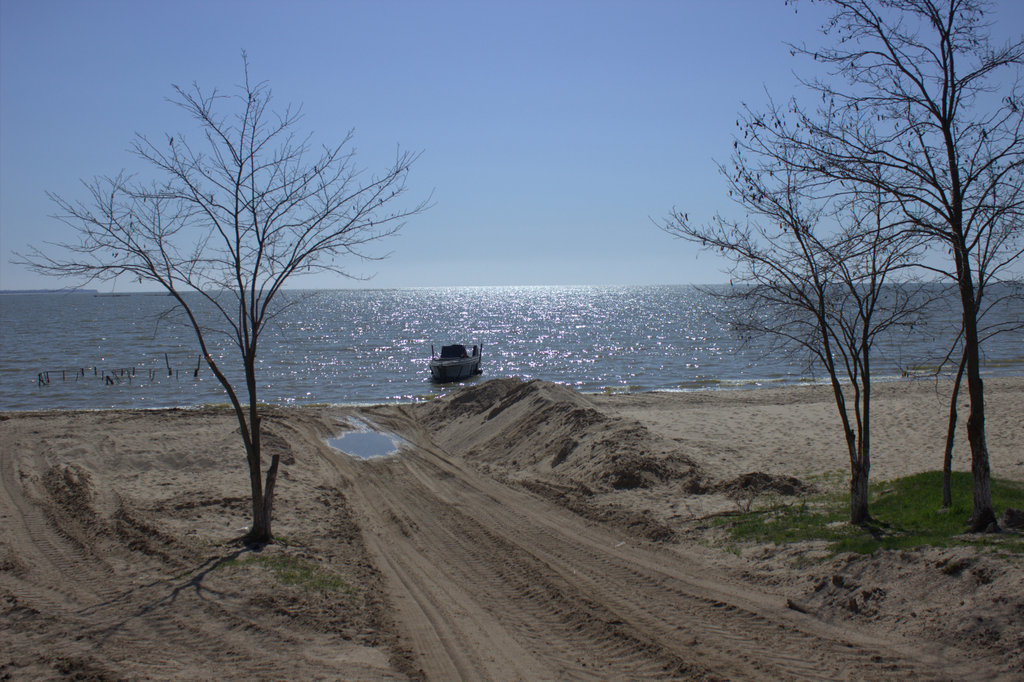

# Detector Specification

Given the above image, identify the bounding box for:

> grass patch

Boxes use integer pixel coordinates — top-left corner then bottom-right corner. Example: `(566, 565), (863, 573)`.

(714, 471), (1024, 555)
(224, 552), (355, 593)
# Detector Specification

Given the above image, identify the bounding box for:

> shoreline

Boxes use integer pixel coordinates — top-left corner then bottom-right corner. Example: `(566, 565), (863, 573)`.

(5, 369), (1023, 414)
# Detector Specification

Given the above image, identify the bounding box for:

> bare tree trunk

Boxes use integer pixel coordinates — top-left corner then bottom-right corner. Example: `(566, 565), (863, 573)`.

(825, 365), (871, 525)
(245, 429), (272, 544)
(850, 456), (870, 525)
(258, 454), (281, 541)
(965, 368), (996, 531)
(850, 369), (871, 525)
(242, 351), (276, 545)
(942, 354), (967, 508)
(958, 274), (998, 532)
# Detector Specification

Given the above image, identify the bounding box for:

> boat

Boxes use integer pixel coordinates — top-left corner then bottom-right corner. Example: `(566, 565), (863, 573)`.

(429, 344), (483, 382)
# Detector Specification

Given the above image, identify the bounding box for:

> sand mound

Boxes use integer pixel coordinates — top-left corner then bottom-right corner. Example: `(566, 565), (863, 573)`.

(778, 547), (1024, 672)
(411, 379), (824, 541)
(715, 471), (814, 498)
(422, 379), (705, 494)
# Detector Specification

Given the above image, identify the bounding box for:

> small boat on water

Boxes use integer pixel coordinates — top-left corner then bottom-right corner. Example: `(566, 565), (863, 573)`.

(429, 344), (483, 382)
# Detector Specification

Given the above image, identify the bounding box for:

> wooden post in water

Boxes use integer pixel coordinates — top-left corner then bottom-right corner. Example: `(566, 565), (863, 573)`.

(165, 353), (172, 376)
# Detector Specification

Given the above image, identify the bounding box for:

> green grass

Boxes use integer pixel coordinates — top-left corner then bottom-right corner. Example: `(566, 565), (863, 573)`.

(223, 552), (355, 593)
(715, 471), (1024, 555)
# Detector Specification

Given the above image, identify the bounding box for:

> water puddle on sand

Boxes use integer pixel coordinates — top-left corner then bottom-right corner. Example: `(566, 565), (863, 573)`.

(327, 418), (406, 459)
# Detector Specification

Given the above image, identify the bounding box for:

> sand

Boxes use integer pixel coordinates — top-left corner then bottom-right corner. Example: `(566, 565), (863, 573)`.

(1, 376), (1022, 679)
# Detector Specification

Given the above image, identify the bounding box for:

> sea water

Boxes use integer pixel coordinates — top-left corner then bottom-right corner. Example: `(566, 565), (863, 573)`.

(1, 285), (1021, 411)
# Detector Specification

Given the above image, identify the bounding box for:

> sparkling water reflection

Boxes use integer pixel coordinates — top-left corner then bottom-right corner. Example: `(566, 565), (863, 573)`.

(1, 285), (1021, 410)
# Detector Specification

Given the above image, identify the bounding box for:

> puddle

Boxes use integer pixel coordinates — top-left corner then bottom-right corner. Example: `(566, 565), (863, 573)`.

(327, 419), (405, 459)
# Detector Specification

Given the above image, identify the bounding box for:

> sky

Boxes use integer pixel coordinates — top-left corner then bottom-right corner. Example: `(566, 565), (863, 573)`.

(2, 0), (1023, 290)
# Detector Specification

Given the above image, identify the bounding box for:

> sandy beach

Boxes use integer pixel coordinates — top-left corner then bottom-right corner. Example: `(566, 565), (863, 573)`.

(1, 376), (1022, 678)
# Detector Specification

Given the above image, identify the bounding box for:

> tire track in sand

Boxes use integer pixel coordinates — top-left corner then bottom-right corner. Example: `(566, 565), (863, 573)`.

(331, 419), (998, 681)
(0, 442), (378, 679)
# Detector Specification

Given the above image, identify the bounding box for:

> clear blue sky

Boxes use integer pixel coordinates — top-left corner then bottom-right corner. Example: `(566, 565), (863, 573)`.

(2, 0), (1022, 290)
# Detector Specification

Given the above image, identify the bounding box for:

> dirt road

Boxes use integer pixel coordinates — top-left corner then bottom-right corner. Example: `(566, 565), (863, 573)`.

(332, 404), (994, 680)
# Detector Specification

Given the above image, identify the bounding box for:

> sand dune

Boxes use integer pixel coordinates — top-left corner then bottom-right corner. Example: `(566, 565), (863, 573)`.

(1, 377), (1022, 678)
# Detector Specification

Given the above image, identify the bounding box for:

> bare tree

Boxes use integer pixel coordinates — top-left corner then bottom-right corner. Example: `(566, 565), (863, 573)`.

(18, 55), (428, 544)
(761, 0), (1024, 530)
(662, 134), (924, 524)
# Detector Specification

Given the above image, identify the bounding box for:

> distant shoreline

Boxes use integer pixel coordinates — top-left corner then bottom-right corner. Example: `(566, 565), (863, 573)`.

(0, 289), (98, 295)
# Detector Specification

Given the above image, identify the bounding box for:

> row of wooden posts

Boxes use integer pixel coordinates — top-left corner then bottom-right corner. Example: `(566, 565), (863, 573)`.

(37, 354), (203, 387)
